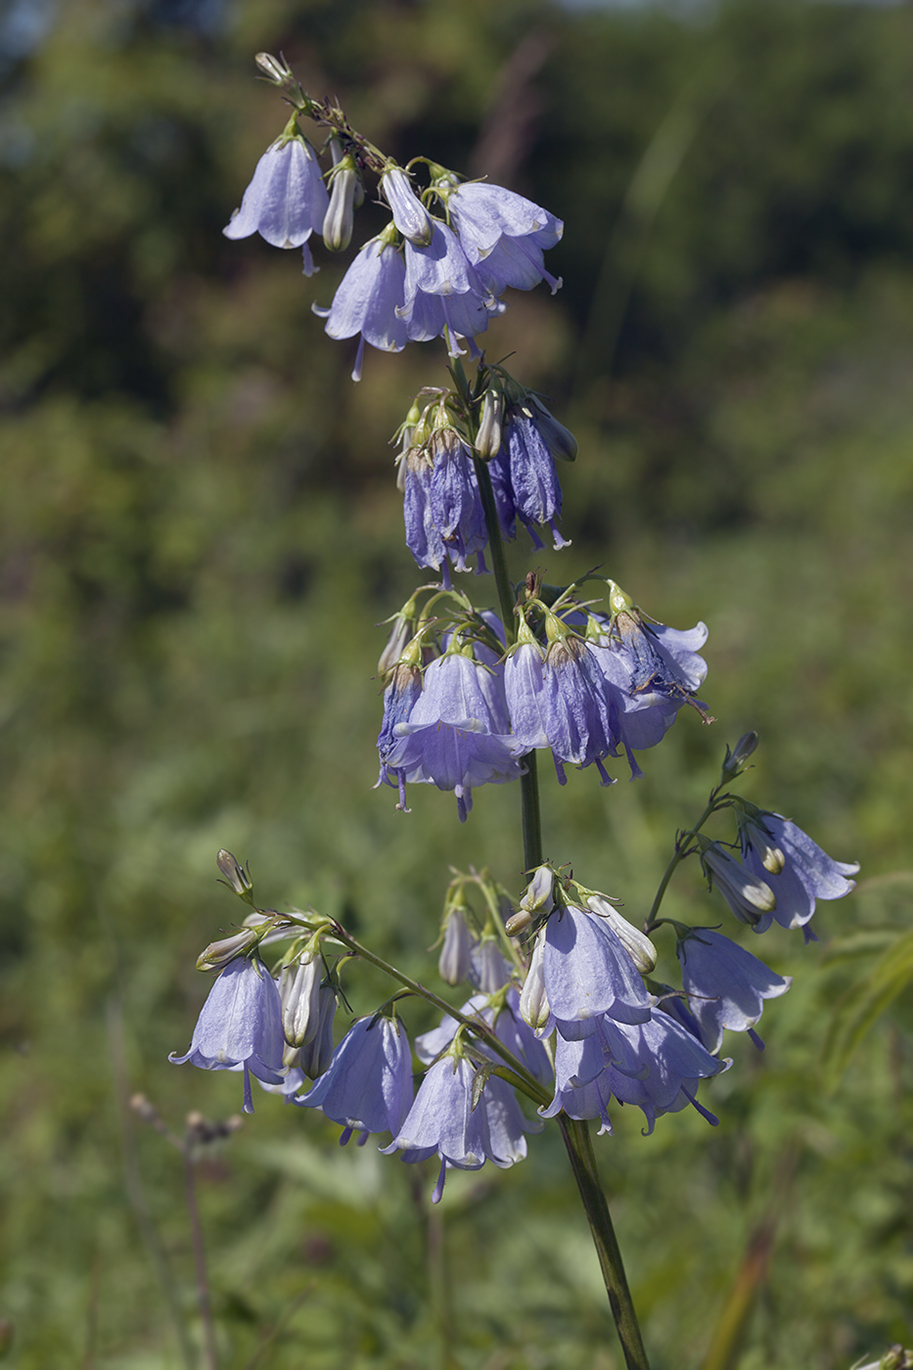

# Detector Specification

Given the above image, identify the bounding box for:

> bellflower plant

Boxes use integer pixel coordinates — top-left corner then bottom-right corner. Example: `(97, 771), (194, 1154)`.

(172, 53), (863, 1370)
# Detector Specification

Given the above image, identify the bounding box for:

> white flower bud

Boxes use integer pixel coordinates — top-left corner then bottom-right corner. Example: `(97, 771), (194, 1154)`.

(438, 907), (471, 985)
(519, 930), (550, 1033)
(196, 929), (258, 971)
(217, 850), (252, 896)
(475, 389), (503, 461)
(586, 895), (656, 974)
(520, 865), (555, 914)
(278, 954), (322, 1048)
(300, 985), (338, 1078)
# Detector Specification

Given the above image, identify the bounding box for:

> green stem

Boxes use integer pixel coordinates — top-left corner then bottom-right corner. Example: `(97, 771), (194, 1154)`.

(473, 456), (517, 639)
(559, 1119), (651, 1370)
(644, 789), (728, 932)
(521, 751), (543, 873)
(328, 924), (550, 1107)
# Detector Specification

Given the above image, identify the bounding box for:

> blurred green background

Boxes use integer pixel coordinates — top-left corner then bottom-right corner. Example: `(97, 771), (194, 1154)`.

(1, 0), (911, 1365)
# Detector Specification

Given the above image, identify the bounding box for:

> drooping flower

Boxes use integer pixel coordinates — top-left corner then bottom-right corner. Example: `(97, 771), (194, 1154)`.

(585, 585), (711, 778)
(380, 645), (527, 822)
(541, 902), (653, 1036)
(381, 165), (434, 246)
(382, 1049), (536, 1202)
(438, 906), (472, 985)
(677, 927), (791, 1053)
(313, 226), (407, 380)
(295, 1015), (413, 1143)
(169, 957), (284, 1113)
(300, 985), (338, 1080)
(540, 1008), (727, 1135)
(223, 135), (329, 249)
(441, 179), (563, 296)
(738, 806), (859, 940)
(503, 618), (621, 786)
(397, 423), (488, 579)
(489, 402), (569, 551)
(699, 840), (777, 927)
(399, 223), (502, 356)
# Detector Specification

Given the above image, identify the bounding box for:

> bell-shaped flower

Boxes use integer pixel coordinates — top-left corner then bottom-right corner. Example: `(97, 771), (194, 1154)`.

(738, 808), (859, 939)
(678, 928), (791, 1053)
(223, 135), (329, 249)
(313, 226), (407, 381)
(468, 936), (512, 993)
(380, 646), (527, 822)
(382, 1048), (536, 1202)
(504, 620), (621, 786)
(542, 903), (652, 1035)
(699, 840), (777, 927)
(541, 1009), (727, 1135)
(169, 956), (285, 1114)
(489, 403), (569, 551)
(397, 426), (488, 579)
(443, 179), (563, 297)
(586, 591), (710, 778)
(399, 223), (502, 356)
(294, 1015), (413, 1142)
(381, 165), (434, 246)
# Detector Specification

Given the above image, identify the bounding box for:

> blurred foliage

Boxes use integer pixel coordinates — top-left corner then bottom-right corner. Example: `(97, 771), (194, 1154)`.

(0, 0), (911, 1365)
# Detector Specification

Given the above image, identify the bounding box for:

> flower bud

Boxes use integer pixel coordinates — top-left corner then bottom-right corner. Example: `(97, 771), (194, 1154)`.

(586, 894), (656, 974)
(504, 907), (532, 936)
(700, 840), (776, 925)
(217, 850), (253, 899)
(381, 165), (434, 246)
(722, 731), (760, 779)
(300, 985), (338, 1078)
(323, 160), (359, 252)
(519, 930), (550, 1032)
(475, 389), (503, 461)
(196, 928), (258, 971)
(255, 52), (291, 84)
(438, 906), (472, 985)
(520, 865), (555, 915)
(278, 954), (323, 1048)
(378, 612), (412, 675)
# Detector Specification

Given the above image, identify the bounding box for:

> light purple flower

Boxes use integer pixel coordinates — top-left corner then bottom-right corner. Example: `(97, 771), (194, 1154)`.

(382, 1052), (536, 1202)
(677, 928), (791, 1053)
(397, 429), (488, 579)
(489, 404), (569, 551)
(169, 957), (284, 1114)
(313, 232), (407, 381)
(445, 181), (563, 296)
(223, 137), (329, 249)
(700, 840), (777, 927)
(399, 223), (502, 356)
(504, 630), (621, 786)
(540, 1009), (727, 1135)
(380, 649), (527, 822)
(541, 903), (653, 1035)
(294, 1015), (413, 1142)
(739, 810), (859, 939)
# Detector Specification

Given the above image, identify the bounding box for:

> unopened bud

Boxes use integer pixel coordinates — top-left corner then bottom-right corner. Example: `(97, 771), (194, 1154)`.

(323, 161), (359, 251)
(196, 928), (258, 972)
(278, 954), (322, 1047)
(438, 907), (472, 985)
(529, 396), (577, 462)
(505, 907), (532, 936)
(519, 931), (550, 1033)
(255, 52), (291, 84)
(381, 165), (434, 246)
(475, 389), (503, 461)
(722, 731), (759, 779)
(586, 894), (656, 974)
(217, 850), (253, 900)
(300, 984), (338, 1078)
(700, 840), (776, 925)
(520, 865), (554, 915)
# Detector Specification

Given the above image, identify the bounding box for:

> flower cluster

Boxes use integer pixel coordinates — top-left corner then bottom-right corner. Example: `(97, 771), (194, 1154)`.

(224, 118), (562, 381)
(375, 579), (709, 818)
